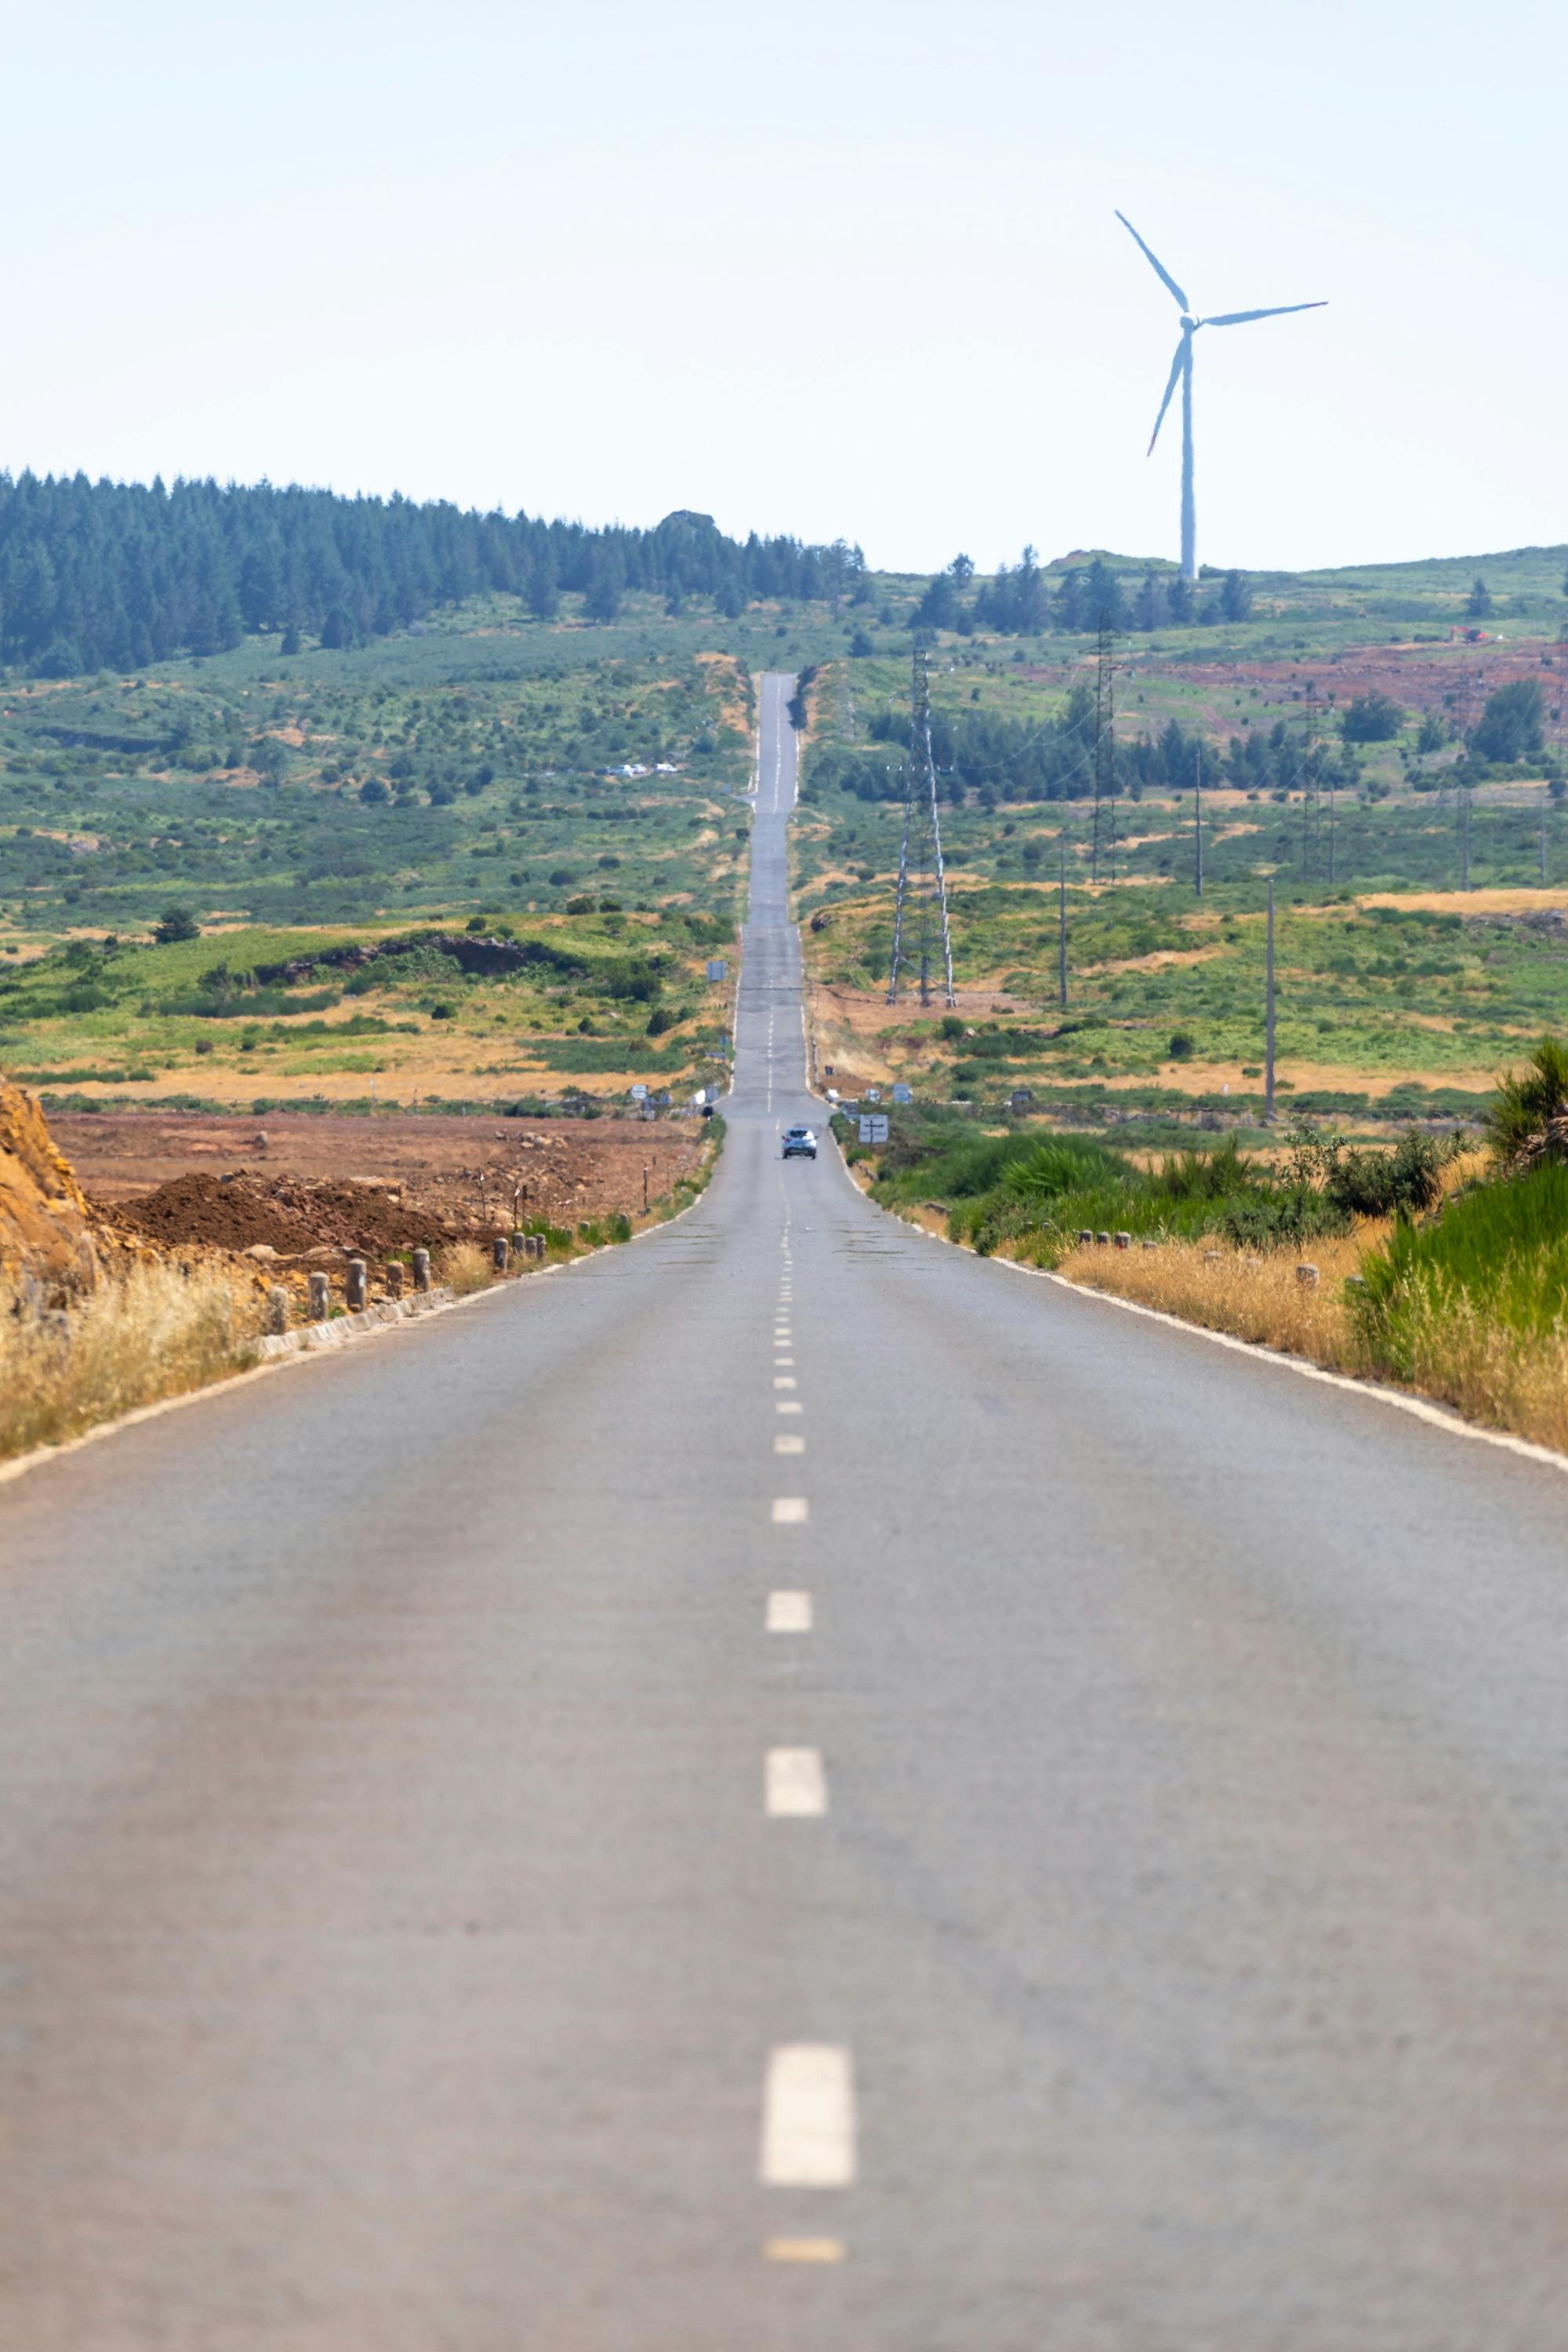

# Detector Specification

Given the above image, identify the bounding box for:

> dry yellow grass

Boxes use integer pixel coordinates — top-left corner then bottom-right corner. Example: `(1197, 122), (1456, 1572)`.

(1055, 1223), (1568, 1459)
(1055, 1232), (1370, 1368)
(0, 1260), (261, 1460)
(434, 1240), (495, 1296)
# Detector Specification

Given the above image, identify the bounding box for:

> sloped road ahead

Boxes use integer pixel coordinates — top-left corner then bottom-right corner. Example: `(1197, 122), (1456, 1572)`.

(2, 674), (1567, 2350)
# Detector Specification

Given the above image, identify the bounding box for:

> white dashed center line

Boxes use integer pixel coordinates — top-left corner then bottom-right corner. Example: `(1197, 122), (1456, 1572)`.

(771, 1496), (809, 1523)
(766, 1748), (827, 1817)
(773, 1375), (797, 1390)
(760, 2045), (857, 2186)
(776, 1399), (803, 1415)
(767, 1589), (812, 1632)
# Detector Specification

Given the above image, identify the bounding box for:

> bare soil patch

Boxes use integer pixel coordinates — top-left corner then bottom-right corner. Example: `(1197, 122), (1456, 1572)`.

(56, 1109), (702, 1247)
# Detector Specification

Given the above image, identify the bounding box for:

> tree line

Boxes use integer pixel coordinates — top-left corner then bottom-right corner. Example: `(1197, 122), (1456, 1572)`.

(916, 548), (1251, 636)
(0, 474), (864, 676)
(805, 701), (1358, 807)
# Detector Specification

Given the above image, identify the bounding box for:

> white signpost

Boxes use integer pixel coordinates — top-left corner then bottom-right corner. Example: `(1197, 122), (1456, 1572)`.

(858, 1114), (890, 1145)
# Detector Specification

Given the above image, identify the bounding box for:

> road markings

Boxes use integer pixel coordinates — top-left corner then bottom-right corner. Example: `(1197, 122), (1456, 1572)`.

(771, 1496), (809, 1523)
(773, 1375), (797, 1390)
(760, 2045), (856, 2185)
(775, 1355), (794, 1367)
(775, 1434), (805, 1454)
(764, 2238), (845, 2264)
(767, 1589), (812, 1632)
(776, 1400), (803, 1415)
(766, 1747), (826, 1816)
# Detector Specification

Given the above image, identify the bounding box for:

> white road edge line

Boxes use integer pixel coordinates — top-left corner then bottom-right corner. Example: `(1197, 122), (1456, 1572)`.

(760, 2045), (856, 2186)
(0, 1107), (727, 1496)
(766, 1748), (827, 1817)
(824, 1105), (1568, 1484)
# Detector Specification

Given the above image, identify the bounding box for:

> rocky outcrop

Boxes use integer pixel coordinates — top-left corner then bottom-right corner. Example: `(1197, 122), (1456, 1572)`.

(0, 1082), (96, 1290)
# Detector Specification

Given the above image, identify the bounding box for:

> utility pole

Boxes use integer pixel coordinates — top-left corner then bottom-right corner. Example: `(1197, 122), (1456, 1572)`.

(1058, 838), (1069, 1010)
(887, 646), (956, 1007)
(1265, 879), (1277, 1125)
(1192, 739), (1203, 897)
(1541, 785), (1548, 886)
(1327, 771), (1337, 887)
(1093, 622), (1117, 886)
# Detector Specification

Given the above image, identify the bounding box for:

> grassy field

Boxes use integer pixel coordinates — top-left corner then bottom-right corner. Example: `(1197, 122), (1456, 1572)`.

(797, 575), (1568, 1126)
(5, 538), (1568, 1114)
(0, 906), (736, 1109)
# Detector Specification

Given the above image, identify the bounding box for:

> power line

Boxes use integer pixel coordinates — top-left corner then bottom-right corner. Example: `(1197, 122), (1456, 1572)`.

(887, 646), (956, 1008)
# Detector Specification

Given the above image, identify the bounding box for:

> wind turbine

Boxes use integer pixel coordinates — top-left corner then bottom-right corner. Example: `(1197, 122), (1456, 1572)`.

(1116, 212), (1325, 584)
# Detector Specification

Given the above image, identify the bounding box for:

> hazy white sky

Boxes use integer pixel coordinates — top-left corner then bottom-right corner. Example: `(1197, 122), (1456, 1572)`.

(4, 0), (1563, 575)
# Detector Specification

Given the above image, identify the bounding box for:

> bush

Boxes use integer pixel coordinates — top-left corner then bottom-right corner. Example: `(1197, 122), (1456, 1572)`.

(1168, 1029), (1196, 1059)
(435, 1242), (494, 1295)
(1352, 1159), (1568, 1383)
(153, 906), (200, 945)
(1486, 1035), (1568, 1169)
(1340, 691), (1405, 744)
(1472, 678), (1544, 764)
(1326, 1129), (1446, 1218)
(0, 1261), (257, 1459)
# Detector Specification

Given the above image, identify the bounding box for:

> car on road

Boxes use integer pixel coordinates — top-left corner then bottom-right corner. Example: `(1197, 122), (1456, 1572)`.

(781, 1124), (817, 1160)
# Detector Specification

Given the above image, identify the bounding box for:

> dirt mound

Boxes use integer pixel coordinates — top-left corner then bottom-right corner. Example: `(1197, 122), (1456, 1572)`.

(115, 1173), (451, 1257)
(0, 1081), (96, 1288)
(249, 1178), (448, 1251)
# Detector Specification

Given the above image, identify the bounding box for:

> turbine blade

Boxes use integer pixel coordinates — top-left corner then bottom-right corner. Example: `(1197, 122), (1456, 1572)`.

(1203, 301), (1327, 327)
(1115, 210), (1190, 311)
(1147, 337), (1187, 455)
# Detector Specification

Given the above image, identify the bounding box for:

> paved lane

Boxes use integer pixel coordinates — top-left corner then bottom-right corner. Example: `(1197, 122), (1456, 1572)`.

(3, 673), (1568, 2349)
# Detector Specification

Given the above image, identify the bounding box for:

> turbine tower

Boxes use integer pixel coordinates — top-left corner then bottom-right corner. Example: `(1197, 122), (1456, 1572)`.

(1116, 212), (1324, 583)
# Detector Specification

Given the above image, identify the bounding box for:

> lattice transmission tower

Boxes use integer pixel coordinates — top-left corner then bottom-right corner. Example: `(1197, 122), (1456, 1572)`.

(887, 647), (956, 1007)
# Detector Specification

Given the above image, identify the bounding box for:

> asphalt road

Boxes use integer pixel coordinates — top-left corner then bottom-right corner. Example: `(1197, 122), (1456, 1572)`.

(3, 673), (1568, 2350)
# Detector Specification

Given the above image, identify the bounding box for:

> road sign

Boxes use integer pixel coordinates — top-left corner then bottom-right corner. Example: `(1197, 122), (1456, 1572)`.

(858, 1114), (889, 1145)
(891, 1083), (913, 1105)
(629, 1083), (648, 1101)
(706, 959), (728, 983)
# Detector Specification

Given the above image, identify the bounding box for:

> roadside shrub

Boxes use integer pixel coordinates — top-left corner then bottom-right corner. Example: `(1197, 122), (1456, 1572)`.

(435, 1241), (493, 1294)
(0, 1261), (258, 1460)
(998, 1135), (1127, 1202)
(1353, 1160), (1568, 1372)
(1152, 1138), (1252, 1201)
(1486, 1035), (1568, 1170)
(1326, 1128), (1446, 1219)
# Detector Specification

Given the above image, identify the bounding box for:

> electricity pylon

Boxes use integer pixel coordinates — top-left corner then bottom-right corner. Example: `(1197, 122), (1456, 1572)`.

(887, 647), (956, 1007)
